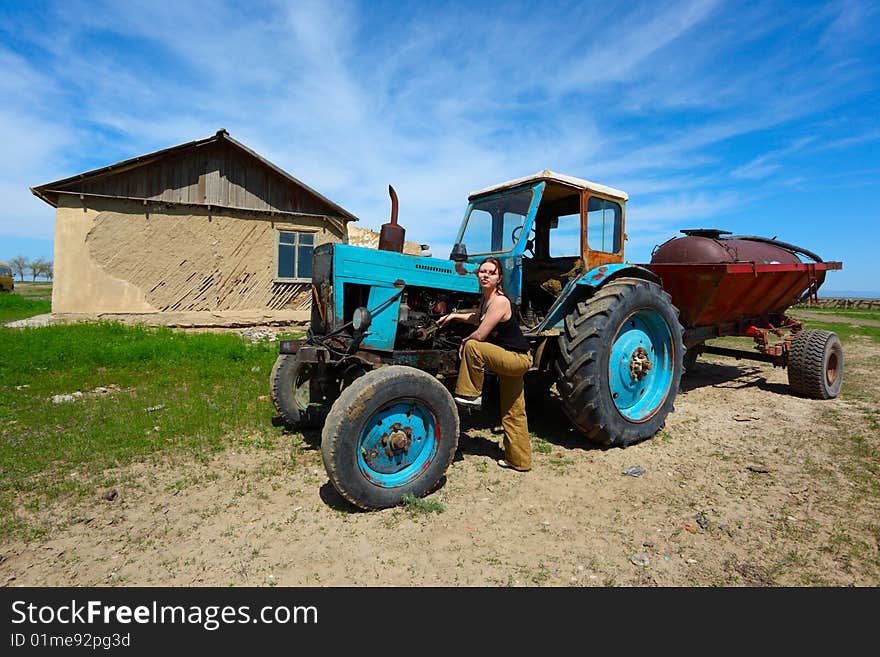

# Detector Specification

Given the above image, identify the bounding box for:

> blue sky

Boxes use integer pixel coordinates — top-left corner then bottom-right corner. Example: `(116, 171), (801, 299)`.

(1, 0), (878, 294)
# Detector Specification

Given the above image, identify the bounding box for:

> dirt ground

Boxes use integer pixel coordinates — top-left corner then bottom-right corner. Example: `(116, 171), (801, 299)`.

(2, 324), (878, 587)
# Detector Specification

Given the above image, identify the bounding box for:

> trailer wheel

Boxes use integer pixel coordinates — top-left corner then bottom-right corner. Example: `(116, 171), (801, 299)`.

(321, 366), (459, 510)
(683, 344), (702, 376)
(270, 355), (321, 430)
(555, 278), (684, 447)
(788, 329), (843, 399)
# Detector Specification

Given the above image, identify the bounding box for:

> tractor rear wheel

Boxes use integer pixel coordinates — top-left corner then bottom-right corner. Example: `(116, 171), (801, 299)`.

(555, 278), (684, 447)
(321, 366), (459, 510)
(788, 329), (843, 399)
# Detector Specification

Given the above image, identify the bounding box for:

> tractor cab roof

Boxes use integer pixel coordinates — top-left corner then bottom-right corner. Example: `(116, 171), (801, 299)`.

(468, 170), (628, 203)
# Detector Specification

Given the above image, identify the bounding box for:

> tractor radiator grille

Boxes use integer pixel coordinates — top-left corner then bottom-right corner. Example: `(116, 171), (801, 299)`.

(415, 264), (454, 275)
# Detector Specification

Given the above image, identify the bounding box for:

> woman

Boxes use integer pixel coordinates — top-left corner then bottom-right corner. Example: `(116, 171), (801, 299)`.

(436, 257), (534, 471)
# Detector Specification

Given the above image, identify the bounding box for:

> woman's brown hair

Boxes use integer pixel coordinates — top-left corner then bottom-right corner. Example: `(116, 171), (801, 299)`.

(478, 257), (505, 296)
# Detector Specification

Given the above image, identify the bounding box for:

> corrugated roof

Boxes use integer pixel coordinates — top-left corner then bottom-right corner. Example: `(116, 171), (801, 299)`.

(468, 169), (628, 201)
(31, 129), (359, 222)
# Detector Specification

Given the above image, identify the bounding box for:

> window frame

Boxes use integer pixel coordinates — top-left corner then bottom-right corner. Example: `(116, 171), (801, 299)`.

(585, 196), (623, 255)
(457, 186), (538, 256)
(274, 228), (317, 283)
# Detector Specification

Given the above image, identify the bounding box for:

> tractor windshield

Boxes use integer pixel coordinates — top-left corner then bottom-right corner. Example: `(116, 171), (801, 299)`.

(458, 188), (534, 255)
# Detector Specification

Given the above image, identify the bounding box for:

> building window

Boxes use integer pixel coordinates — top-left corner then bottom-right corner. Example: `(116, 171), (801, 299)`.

(277, 230), (314, 281)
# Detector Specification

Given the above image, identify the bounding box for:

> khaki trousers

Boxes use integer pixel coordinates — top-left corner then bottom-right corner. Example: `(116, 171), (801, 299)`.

(455, 340), (533, 471)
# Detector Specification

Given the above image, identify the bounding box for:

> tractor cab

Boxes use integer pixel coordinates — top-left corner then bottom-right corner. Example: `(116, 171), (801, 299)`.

(451, 170), (628, 326)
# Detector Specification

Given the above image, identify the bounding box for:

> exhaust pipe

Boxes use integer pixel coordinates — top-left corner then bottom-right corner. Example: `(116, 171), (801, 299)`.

(378, 185), (405, 253)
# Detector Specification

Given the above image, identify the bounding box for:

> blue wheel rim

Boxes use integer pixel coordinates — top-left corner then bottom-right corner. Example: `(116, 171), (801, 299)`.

(608, 309), (675, 422)
(356, 398), (439, 488)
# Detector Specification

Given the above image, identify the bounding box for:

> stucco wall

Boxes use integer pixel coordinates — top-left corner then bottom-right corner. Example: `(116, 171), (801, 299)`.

(53, 197), (154, 313)
(53, 195), (346, 315)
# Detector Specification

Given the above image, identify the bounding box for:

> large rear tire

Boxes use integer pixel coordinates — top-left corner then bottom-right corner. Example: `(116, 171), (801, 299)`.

(321, 366), (459, 510)
(555, 278), (684, 447)
(788, 329), (843, 399)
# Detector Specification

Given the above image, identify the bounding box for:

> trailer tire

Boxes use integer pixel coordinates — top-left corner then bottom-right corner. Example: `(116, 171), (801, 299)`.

(555, 278), (684, 447)
(321, 366), (459, 510)
(270, 355), (322, 430)
(788, 329), (843, 399)
(683, 345), (701, 376)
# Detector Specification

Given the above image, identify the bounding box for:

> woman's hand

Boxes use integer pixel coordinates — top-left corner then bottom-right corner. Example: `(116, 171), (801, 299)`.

(437, 313), (453, 327)
(458, 337), (468, 360)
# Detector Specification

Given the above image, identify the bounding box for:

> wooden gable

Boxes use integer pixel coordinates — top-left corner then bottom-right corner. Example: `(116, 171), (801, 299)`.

(32, 130), (358, 222)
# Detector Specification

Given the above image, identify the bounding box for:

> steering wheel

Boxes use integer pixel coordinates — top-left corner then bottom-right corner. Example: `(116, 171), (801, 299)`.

(510, 225), (536, 255)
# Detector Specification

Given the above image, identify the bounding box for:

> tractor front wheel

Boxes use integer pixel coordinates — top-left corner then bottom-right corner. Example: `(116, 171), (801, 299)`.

(270, 355), (322, 430)
(321, 366), (459, 510)
(555, 278), (684, 447)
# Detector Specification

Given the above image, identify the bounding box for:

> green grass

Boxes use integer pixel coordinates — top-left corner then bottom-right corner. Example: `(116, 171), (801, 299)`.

(400, 493), (445, 514)
(531, 435), (553, 454)
(798, 320), (880, 343)
(792, 304), (880, 321)
(0, 321), (283, 539)
(704, 314), (880, 353)
(10, 282), (53, 301)
(0, 293), (51, 323)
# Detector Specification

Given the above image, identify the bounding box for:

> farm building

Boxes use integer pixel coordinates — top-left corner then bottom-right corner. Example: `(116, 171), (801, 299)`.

(31, 129), (373, 326)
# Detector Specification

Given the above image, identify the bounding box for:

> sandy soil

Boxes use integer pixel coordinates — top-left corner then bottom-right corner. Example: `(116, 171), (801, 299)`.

(2, 336), (877, 588)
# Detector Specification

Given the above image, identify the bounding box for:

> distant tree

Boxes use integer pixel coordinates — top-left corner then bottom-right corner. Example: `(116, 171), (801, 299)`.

(8, 256), (28, 282)
(28, 257), (52, 282)
(34, 258), (51, 281)
(43, 260), (54, 281)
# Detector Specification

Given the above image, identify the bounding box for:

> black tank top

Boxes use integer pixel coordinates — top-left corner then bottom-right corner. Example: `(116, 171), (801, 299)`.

(481, 298), (531, 354)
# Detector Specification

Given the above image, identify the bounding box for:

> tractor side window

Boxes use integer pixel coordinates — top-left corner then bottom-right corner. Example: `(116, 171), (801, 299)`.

(460, 209), (493, 254)
(549, 213), (581, 258)
(461, 189), (533, 254)
(587, 197), (621, 253)
(276, 230), (315, 281)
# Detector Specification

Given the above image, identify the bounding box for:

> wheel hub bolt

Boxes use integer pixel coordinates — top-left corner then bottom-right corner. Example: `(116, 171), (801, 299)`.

(389, 430), (412, 452)
(629, 347), (653, 381)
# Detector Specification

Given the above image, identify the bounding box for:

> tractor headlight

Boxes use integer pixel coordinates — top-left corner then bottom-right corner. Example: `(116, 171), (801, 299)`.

(352, 306), (372, 332)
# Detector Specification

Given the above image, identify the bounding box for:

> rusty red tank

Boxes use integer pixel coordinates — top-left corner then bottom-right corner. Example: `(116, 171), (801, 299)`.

(651, 229), (802, 265)
(643, 229), (842, 330)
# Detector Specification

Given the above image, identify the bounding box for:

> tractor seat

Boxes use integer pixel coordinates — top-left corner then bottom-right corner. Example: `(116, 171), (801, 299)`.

(523, 257), (584, 299)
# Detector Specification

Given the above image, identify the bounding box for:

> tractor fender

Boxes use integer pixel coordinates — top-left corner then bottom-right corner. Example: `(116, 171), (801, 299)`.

(529, 264), (661, 333)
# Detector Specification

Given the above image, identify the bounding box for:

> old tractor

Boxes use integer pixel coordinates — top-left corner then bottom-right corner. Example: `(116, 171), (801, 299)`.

(271, 170), (842, 509)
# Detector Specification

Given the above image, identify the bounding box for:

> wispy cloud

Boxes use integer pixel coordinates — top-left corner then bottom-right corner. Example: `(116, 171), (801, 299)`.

(731, 137), (817, 180)
(1, 0), (877, 290)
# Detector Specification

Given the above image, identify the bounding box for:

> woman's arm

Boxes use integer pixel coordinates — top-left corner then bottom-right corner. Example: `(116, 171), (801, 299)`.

(457, 297), (510, 359)
(437, 307), (480, 327)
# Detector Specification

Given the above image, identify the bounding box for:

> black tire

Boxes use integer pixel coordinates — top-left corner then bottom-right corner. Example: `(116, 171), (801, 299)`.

(683, 344), (702, 376)
(321, 366), (459, 510)
(788, 329), (843, 399)
(555, 277), (684, 447)
(269, 354), (322, 429)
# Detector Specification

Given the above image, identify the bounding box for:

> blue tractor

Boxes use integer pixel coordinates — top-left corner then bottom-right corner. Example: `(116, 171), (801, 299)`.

(271, 171), (684, 509)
